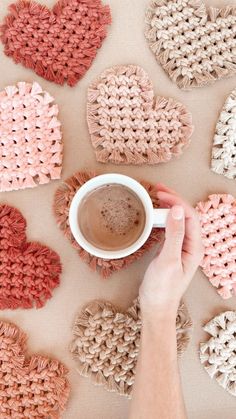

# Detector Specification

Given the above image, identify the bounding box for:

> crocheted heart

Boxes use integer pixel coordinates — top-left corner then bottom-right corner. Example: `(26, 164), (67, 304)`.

(0, 81), (62, 192)
(196, 194), (236, 300)
(0, 320), (70, 417)
(0, 0), (111, 86)
(200, 311), (236, 397)
(53, 171), (163, 278)
(87, 65), (193, 165)
(145, 0), (236, 89)
(0, 204), (61, 309)
(211, 89), (236, 179)
(71, 299), (192, 397)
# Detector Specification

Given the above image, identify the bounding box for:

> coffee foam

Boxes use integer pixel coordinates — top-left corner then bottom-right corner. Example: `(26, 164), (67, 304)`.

(78, 184), (146, 251)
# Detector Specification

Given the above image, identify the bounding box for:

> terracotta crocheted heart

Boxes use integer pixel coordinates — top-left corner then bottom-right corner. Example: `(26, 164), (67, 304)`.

(200, 311), (236, 397)
(0, 204), (61, 309)
(0, 0), (111, 86)
(0, 320), (70, 417)
(87, 65), (193, 165)
(53, 171), (163, 278)
(196, 194), (236, 299)
(211, 89), (236, 179)
(145, 0), (236, 89)
(71, 299), (192, 397)
(0, 81), (62, 192)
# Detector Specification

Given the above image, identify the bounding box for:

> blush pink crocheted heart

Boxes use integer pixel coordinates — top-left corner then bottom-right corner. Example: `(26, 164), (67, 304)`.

(0, 320), (70, 417)
(0, 81), (62, 192)
(0, 0), (111, 86)
(196, 194), (236, 299)
(87, 65), (193, 165)
(0, 204), (62, 309)
(53, 171), (163, 278)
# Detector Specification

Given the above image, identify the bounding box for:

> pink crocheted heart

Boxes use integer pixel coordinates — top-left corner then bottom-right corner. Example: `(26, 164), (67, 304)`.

(0, 81), (62, 192)
(0, 204), (62, 309)
(0, 320), (70, 417)
(87, 65), (193, 165)
(196, 194), (236, 299)
(0, 0), (111, 86)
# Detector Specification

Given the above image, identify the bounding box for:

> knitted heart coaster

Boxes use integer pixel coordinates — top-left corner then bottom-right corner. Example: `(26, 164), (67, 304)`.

(196, 194), (236, 300)
(200, 311), (236, 397)
(145, 0), (236, 89)
(53, 171), (163, 278)
(0, 0), (111, 87)
(211, 89), (236, 179)
(87, 65), (193, 165)
(0, 204), (61, 309)
(0, 82), (62, 192)
(71, 299), (192, 397)
(0, 320), (70, 417)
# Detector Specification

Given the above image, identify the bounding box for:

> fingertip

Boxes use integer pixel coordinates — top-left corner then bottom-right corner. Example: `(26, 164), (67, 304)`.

(171, 205), (184, 220)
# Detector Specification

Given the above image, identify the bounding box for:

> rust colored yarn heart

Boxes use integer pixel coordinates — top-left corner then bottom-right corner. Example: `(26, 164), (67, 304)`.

(0, 205), (61, 309)
(87, 65), (193, 165)
(0, 0), (111, 86)
(0, 320), (70, 418)
(145, 0), (236, 89)
(53, 171), (163, 278)
(70, 299), (192, 397)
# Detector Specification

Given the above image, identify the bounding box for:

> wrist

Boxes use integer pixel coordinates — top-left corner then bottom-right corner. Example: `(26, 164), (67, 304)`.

(140, 302), (178, 325)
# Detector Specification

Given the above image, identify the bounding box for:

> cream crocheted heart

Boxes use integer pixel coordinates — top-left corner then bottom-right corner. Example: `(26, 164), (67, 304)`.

(196, 194), (236, 299)
(200, 311), (236, 397)
(0, 81), (62, 192)
(70, 299), (192, 397)
(211, 89), (236, 179)
(87, 65), (193, 165)
(145, 0), (236, 89)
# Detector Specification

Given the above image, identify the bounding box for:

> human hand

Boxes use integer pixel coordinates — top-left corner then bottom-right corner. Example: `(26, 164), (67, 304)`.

(139, 184), (204, 319)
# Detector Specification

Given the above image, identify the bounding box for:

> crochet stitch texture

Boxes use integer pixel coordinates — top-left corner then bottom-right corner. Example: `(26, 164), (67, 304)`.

(196, 194), (236, 300)
(0, 0), (111, 86)
(0, 81), (62, 192)
(211, 88), (236, 179)
(0, 204), (61, 309)
(71, 299), (192, 397)
(0, 320), (70, 417)
(87, 65), (193, 165)
(53, 171), (163, 278)
(200, 311), (236, 397)
(145, 0), (236, 89)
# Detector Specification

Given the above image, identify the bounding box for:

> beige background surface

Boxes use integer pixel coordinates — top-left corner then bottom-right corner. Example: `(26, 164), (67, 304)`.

(0, 0), (236, 418)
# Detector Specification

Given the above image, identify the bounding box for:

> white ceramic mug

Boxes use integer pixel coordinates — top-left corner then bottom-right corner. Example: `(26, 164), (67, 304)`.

(69, 173), (169, 260)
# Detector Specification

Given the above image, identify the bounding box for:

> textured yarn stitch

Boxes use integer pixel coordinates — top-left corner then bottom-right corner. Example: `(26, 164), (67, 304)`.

(0, 320), (70, 418)
(0, 0), (111, 86)
(53, 171), (163, 278)
(196, 194), (236, 300)
(87, 65), (193, 165)
(71, 298), (192, 397)
(200, 311), (236, 397)
(0, 204), (61, 309)
(211, 88), (236, 179)
(0, 81), (62, 192)
(145, 0), (236, 89)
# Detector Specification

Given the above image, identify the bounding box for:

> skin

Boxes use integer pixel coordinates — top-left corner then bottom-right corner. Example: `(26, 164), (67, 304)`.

(129, 184), (204, 419)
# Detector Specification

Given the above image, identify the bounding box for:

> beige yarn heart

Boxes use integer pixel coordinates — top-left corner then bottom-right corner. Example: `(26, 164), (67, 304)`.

(145, 0), (236, 89)
(211, 88), (236, 179)
(87, 65), (193, 165)
(200, 311), (236, 397)
(71, 299), (192, 397)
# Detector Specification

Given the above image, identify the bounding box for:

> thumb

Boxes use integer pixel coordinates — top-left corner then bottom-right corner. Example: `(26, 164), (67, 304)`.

(162, 205), (185, 260)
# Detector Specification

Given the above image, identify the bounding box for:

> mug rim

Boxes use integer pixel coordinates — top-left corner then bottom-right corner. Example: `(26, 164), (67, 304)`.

(69, 173), (154, 259)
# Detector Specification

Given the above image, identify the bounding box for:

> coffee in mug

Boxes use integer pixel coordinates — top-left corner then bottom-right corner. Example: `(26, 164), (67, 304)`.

(77, 184), (146, 251)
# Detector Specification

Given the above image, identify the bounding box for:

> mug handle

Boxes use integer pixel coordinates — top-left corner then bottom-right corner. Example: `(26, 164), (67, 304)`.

(153, 208), (170, 228)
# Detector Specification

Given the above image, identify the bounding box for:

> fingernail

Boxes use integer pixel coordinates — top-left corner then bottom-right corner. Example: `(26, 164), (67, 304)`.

(171, 205), (184, 220)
